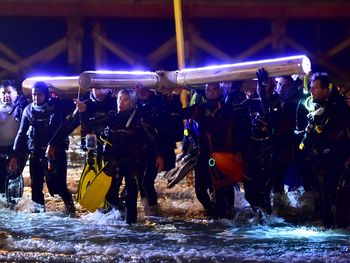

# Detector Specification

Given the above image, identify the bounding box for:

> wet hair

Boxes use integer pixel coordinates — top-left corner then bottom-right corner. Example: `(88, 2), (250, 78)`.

(90, 88), (112, 102)
(32, 81), (50, 99)
(0, 79), (19, 91)
(311, 72), (333, 90)
(117, 88), (137, 109)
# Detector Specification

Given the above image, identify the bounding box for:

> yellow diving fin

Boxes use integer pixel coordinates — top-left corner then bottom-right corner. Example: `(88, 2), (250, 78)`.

(78, 167), (112, 212)
(76, 150), (101, 203)
(76, 169), (97, 203)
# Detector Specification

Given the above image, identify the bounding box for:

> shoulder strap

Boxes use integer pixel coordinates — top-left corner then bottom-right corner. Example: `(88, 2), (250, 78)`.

(125, 108), (137, 128)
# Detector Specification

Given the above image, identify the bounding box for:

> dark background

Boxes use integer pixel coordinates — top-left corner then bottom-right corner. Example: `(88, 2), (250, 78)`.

(1, 1), (349, 85)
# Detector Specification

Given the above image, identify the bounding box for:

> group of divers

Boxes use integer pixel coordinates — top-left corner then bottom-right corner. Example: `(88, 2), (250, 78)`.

(0, 68), (349, 228)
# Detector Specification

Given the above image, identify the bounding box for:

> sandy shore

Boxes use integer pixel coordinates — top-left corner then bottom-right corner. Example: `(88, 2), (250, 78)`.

(18, 162), (202, 219)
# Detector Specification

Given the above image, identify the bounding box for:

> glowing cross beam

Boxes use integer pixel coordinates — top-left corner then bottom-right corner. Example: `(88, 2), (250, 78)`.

(79, 55), (311, 90)
(22, 76), (80, 96)
(21, 55), (311, 95)
(78, 70), (159, 90)
(175, 55), (311, 87)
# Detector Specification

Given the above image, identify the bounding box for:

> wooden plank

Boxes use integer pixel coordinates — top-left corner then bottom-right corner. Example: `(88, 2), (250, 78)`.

(20, 38), (67, 67)
(67, 17), (83, 67)
(173, 0), (188, 107)
(93, 23), (107, 68)
(0, 42), (22, 62)
(284, 35), (349, 80)
(271, 19), (286, 50)
(325, 37), (350, 58)
(147, 37), (176, 65)
(0, 58), (17, 72)
(191, 35), (233, 62)
(1, 2), (350, 18)
(93, 32), (144, 67)
(79, 55), (311, 89)
(22, 76), (80, 97)
(234, 36), (272, 62)
(174, 0), (186, 69)
(0, 38), (67, 77)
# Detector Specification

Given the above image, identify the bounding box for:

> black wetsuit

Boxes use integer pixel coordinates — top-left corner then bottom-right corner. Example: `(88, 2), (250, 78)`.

(270, 90), (306, 194)
(136, 93), (182, 207)
(80, 93), (116, 165)
(243, 93), (281, 215)
(301, 88), (350, 227)
(13, 97), (75, 207)
(181, 98), (250, 218)
(103, 108), (161, 224)
(0, 95), (28, 193)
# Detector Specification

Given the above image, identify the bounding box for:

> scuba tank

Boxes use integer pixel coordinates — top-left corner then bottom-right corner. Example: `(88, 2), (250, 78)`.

(5, 168), (24, 208)
(86, 133), (97, 150)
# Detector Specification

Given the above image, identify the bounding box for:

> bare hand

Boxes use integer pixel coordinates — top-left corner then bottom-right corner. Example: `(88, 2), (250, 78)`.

(46, 144), (55, 160)
(75, 99), (87, 113)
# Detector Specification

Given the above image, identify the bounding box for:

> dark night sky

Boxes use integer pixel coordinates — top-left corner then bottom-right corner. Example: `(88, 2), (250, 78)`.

(1, 16), (349, 81)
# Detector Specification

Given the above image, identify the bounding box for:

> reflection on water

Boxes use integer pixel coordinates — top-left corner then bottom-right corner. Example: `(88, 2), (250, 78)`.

(0, 184), (349, 263)
(0, 145), (349, 262)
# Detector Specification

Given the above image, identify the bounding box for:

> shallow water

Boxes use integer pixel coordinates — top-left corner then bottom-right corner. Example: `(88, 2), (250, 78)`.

(1, 139), (349, 263)
(0, 183), (349, 263)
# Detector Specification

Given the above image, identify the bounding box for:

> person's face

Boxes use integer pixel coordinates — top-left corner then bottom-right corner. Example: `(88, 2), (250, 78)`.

(117, 92), (133, 112)
(205, 84), (222, 100)
(276, 78), (292, 100)
(0, 86), (18, 105)
(92, 88), (109, 102)
(310, 79), (329, 103)
(32, 90), (46, 106)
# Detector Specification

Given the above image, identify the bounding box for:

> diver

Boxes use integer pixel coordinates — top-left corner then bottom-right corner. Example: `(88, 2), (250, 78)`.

(299, 72), (350, 228)
(134, 84), (182, 215)
(224, 80), (246, 107)
(178, 82), (250, 219)
(46, 87), (116, 208)
(77, 88), (115, 162)
(165, 88), (203, 189)
(0, 79), (29, 202)
(100, 89), (164, 224)
(270, 74), (308, 210)
(76, 88), (116, 166)
(8, 81), (76, 214)
(242, 68), (281, 217)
